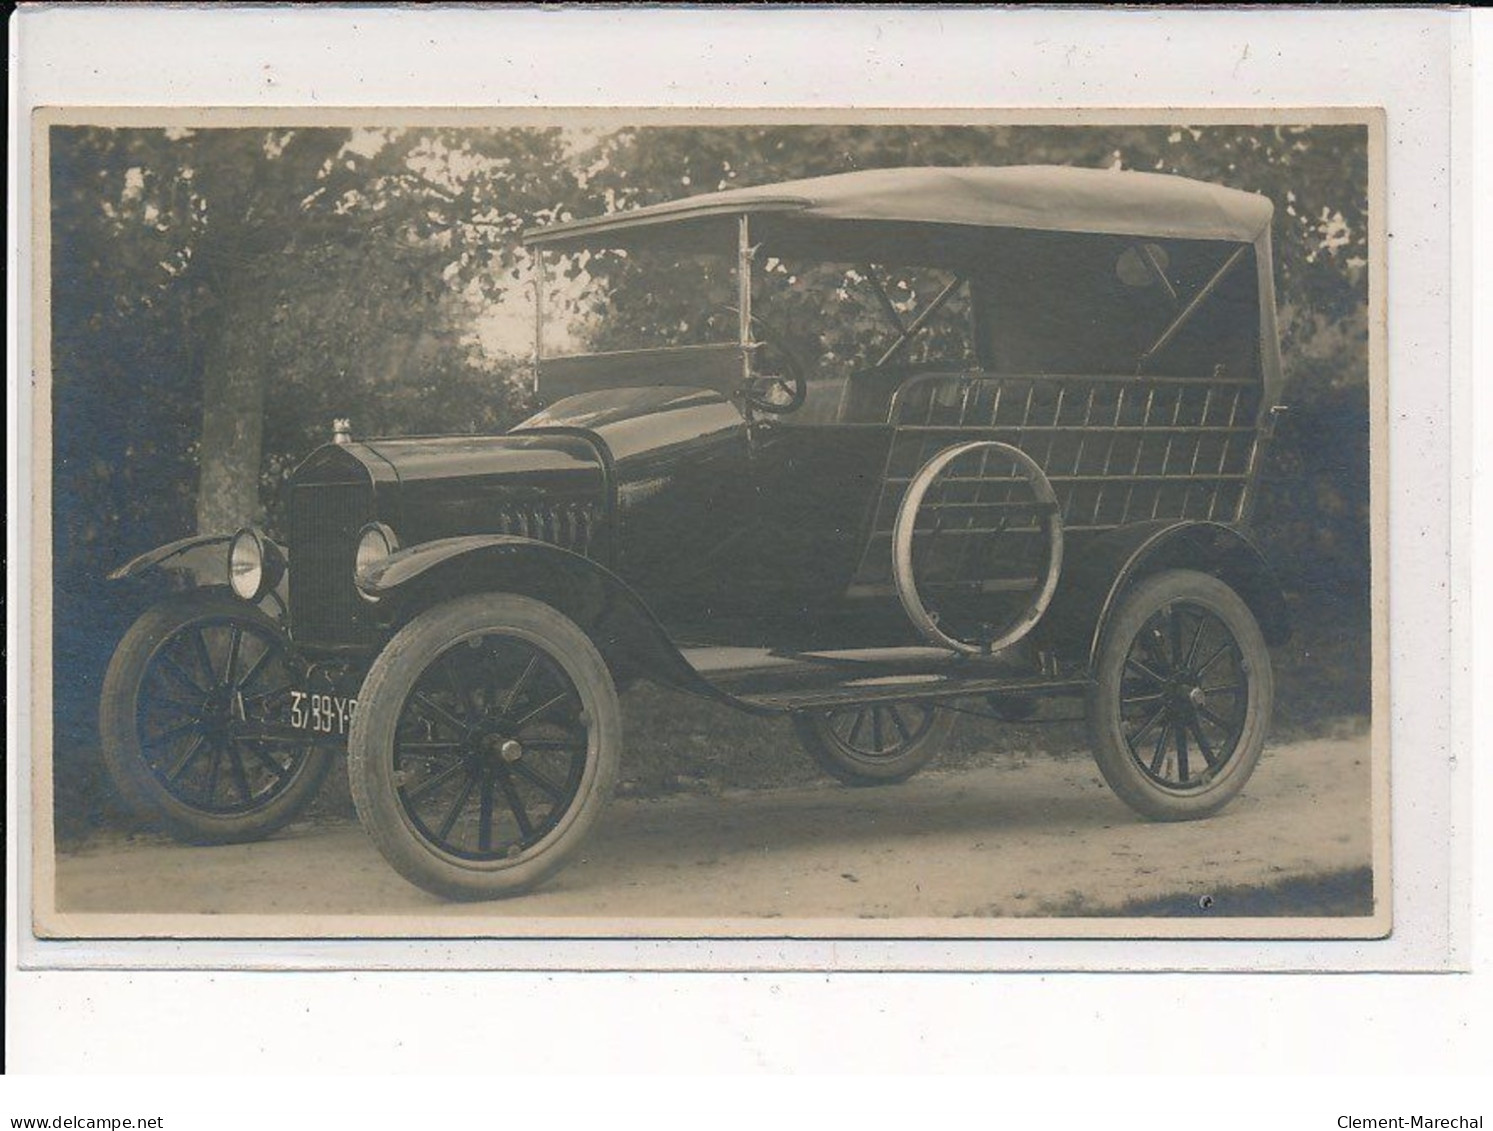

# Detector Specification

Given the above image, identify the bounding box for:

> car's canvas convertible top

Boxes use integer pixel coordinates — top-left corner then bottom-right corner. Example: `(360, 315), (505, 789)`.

(523, 165), (1275, 249)
(524, 165), (1284, 407)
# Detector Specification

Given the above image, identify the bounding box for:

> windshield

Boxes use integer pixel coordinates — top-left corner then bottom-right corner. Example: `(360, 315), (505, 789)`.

(540, 246), (973, 364)
(540, 247), (739, 357)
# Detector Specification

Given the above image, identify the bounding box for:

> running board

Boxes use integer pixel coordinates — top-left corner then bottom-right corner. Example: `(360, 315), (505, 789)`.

(678, 643), (1089, 714)
(739, 674), (1091, 713)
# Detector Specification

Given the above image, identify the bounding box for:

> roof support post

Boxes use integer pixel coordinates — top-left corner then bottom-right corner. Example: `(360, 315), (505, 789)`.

(1136, 245), (1247, 373)
(738, 213), (755, 387)
(862, 264), (908, 334)
(1140, 243), (1180, 306)
(532, 246), (546, 402)
(874, 274), (964, 369)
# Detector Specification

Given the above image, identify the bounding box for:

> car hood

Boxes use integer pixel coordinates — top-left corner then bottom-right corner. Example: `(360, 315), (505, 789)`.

(514, 386), (747, 463)
(356, 432), (605, 487)
(290, 432), (607, 550)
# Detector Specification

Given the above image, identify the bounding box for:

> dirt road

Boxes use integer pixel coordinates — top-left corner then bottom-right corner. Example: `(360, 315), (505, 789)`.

(50, 733), (1373, 927)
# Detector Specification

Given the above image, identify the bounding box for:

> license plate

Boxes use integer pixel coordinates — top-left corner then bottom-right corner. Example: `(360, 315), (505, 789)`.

(289, 690), (359, 736)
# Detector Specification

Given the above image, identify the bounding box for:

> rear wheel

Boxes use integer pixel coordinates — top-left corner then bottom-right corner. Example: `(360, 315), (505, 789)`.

(794, 702), (953, 786)
(1087, 570), (1273, 821)
(348, 594), (620, 901)
(98, 590), (331, 843)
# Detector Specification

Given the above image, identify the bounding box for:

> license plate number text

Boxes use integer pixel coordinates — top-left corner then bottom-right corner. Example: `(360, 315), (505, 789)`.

(290, 691), (358, 735)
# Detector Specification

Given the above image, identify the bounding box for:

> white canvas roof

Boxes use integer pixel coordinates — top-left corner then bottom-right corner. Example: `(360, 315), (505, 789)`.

(524, 165), (1275, 249)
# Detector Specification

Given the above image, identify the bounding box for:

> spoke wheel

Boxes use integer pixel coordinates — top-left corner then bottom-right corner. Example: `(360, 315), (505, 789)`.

(1087, 569), (1273, 821)
(99, 590), (331, 843)
(793, 701), (952, 786)
(348, 594), (620, 900)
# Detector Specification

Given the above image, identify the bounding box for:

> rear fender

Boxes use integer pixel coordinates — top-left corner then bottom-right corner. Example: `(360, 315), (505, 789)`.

(1043, 521), (1290, 671)
(357, 536), (727, 701)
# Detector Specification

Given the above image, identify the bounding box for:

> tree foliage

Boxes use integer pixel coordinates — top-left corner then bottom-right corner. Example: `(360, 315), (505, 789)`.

(52, 125), (585, 547)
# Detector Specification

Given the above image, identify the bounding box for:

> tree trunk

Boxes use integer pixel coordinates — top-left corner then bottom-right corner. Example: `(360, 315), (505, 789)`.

(195, 279), (271, 534)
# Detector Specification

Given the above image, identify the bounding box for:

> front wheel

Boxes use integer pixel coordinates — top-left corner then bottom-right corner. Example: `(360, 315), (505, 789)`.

(347, 594), (621, 901)
(793, 702), (953, 786)
(98, 590), (332, 843)
(1087, 569), (1273, 821)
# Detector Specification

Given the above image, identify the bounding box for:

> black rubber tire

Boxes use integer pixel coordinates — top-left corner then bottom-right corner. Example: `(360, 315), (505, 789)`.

(793, 702), (954, 786)
(98, 589), (332, 844)
(1087, 569), (1274, 821)
(347, 593), (621, 901)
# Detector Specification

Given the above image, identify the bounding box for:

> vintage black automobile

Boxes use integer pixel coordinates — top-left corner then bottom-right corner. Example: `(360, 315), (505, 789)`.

(101, 165), (1290, 900)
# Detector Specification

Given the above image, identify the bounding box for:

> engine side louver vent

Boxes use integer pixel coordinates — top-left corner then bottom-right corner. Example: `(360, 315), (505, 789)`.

(495, 502), (599, 557)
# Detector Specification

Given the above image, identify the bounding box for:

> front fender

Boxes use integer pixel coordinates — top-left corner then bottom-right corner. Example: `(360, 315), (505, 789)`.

(358, 536), (729, 703)
(108, 532), (290, 615)
(1042, 520), (1290, 671)
(107, 533), (235, 587)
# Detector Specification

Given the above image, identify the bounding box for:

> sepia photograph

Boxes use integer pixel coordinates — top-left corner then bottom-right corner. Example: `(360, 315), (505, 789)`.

(30, 108), (1386, 941)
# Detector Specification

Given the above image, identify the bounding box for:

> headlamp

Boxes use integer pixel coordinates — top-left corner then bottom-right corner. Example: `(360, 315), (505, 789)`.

(228, 527), (283, 602)
(355, 523), (399, 601)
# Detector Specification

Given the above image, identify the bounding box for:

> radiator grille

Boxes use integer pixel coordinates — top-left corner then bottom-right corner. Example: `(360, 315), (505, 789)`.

(287, 481), (375, 648)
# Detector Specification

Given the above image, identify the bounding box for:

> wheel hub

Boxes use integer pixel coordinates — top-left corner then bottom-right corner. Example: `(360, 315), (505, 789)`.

(200, 687), (240, 734)
(469, 727), (524, 767)
(1162, 672), (1206, 713)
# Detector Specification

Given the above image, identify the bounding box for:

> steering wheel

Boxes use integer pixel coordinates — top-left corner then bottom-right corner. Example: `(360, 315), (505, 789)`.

(742, 316), (810, 415)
